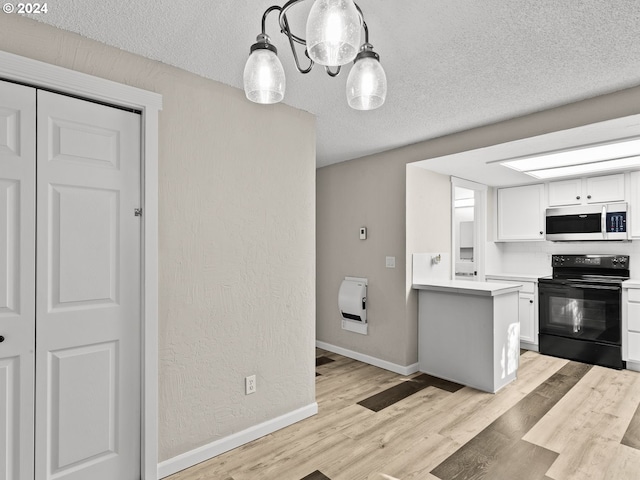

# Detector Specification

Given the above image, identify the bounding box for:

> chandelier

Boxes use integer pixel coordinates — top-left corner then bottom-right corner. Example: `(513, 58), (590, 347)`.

(243, 0), (387, 111)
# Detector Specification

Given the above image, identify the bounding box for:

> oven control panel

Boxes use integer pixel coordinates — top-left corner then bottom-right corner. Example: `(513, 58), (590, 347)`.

(552, 254), (629, 268)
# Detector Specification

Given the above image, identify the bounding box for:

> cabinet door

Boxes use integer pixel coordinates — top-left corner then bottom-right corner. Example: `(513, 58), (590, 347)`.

(629, 332), (640, 363)
(585, 174), (625, 203)
(497, 184), (545, 241)
(630, 171), (640, 238)
(548, 179), (582, 206)
(519, 293), (536, 343)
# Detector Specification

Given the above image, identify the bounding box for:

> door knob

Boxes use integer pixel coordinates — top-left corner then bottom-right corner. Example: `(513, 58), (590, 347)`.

(576, 196), (581, 200)
(530, 300), (533, 304)
(0, 336), (4, 343)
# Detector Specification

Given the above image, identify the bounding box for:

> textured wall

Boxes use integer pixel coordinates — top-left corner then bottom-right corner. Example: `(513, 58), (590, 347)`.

(317, 83), (640, 368)
(0, 15), (316, 462)
(316, 154), (410, 366)
(405, 166), (451, 364)
(315, 159), (450, 368)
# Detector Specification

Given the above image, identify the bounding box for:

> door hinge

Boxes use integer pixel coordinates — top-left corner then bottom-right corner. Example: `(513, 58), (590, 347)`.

(134, 208), (143, 217)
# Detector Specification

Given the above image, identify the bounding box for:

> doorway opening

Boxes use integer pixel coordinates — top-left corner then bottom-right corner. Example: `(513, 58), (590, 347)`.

(451, 177), (487, 281)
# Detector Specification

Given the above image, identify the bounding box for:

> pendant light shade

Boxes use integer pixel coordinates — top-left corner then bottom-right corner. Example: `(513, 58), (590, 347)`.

(346, 47), (387, 110)
(305, 0), (361, 66)
(243, 35), (286, 104)
(244, 2), (387, 109)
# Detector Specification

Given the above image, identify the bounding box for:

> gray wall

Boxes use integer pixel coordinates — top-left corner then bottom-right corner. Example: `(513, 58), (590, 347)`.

(317, 85), (640, 368)
(0, 15), (316, 462)
(317, 154), (410, 366)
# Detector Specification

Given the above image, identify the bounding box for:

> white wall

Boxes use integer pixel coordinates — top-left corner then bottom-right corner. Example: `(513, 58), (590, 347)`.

(0, 14), (316, 464)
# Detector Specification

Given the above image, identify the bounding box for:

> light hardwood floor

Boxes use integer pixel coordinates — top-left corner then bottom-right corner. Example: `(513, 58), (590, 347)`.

(166, 349), (640, 480)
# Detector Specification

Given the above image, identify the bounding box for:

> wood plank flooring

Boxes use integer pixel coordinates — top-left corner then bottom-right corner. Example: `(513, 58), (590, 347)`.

(166, 349), (640, 480)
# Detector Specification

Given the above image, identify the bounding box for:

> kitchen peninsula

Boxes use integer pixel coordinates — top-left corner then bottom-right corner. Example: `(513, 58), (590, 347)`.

(413, 280), (521, 393)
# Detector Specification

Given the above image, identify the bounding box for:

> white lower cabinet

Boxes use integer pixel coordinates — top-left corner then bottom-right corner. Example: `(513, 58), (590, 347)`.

(518, 293), (536, 344)
(629, 333), (640, 362)
(623, 283), (640, 369)
(486, 276), (538, 348)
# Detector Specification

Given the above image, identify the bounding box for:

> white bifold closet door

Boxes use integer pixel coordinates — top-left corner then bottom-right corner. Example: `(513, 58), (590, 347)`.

(0, 81), (142, 480)
(0, 79), (36, 480)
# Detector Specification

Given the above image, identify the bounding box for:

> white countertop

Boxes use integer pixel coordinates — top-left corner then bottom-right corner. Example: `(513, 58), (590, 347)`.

(623, 279), (640, 288)
(485, 273), (547, 282)
(412, 279), (522, 297)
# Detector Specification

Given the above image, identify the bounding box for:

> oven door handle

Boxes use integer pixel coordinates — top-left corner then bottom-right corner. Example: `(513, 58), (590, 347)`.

(566, 283), (620, 291)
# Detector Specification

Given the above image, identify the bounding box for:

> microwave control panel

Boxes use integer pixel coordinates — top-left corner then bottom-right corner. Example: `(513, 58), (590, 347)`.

(606, 211), (627, 233)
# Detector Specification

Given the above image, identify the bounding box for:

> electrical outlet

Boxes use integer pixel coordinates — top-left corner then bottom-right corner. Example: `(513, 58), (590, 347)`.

(245, 375), (256, 395)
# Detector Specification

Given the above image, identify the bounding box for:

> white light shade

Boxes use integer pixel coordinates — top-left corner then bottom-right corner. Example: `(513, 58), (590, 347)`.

(346, 56), (387, 110)
(243, 48), (286, 104)
(526, 156), (640, 179)
(501, 137), (640, 172)
(306, 0), (361, 66)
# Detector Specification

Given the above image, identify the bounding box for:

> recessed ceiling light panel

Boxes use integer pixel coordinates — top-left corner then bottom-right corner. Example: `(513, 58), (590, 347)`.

(525, 156), (640, 179)
(501, 137), (640, 171)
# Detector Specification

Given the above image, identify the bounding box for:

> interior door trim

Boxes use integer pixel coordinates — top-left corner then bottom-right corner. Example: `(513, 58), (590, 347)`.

(0, 50), (162, 480)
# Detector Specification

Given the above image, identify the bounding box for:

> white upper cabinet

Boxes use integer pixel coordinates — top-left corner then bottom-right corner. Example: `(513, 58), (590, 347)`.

(547, 178), (582, 206)
(548, 174), (625, 206)
(630, 171), (640, 238)
(497, 183), (546, 241)
(586, 174), (625, 203)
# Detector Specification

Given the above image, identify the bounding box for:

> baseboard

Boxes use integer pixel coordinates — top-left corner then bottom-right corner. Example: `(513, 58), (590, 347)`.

(316, 341), (419, 376)
(520, 341), (539, 352)
(157, 402), (318, 479)
(627, 361), (640, 373)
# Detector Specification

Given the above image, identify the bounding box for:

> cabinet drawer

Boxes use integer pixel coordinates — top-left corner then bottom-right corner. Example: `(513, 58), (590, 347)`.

(629, 332), (640, 362)
(629, 302), (640, 332)
(628, 289), (640, 303)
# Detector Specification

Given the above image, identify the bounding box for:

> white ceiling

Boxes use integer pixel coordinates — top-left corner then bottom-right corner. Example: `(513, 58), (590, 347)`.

(413, 114), (640, 187)
(28, 0), (640, 168)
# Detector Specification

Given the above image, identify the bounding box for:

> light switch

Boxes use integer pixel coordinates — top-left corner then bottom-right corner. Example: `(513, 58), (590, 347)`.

(359, 227), (367, 240)
(386, 256), (396, 268)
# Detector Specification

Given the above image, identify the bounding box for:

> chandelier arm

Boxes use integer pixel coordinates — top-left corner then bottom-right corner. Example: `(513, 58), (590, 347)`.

(281, 13), (314, 74)
(279, 0), (308, 45)
(325, 65), (341, 77)
(354, 3), (369, 43)
(261, 5), (283, 35)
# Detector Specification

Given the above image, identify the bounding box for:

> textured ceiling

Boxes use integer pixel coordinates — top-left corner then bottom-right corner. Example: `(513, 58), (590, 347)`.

(28, 0), (640, 167)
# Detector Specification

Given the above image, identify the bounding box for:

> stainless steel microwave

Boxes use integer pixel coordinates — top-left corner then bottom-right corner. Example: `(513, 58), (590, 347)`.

(545, 202), (629, 241)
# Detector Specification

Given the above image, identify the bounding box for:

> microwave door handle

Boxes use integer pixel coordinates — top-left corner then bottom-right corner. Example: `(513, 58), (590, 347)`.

(602, 205), (607, 239)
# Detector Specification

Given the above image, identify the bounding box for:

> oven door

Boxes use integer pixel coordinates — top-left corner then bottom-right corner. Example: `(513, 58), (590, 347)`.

(538, 280), (621, 345)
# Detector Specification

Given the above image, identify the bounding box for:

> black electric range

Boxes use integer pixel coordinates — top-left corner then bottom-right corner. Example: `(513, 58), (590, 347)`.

(538, 254), (629, 369)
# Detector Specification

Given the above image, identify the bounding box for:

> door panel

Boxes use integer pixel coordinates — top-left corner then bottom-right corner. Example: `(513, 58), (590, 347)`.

(50, 342), (117, 472)
(51, 185), (119, 308)
(35, 90), (141, 480)
(0, 81), (36, 480)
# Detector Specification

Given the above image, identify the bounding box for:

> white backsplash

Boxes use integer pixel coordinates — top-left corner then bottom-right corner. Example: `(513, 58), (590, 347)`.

(487, 240), (640, 278)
